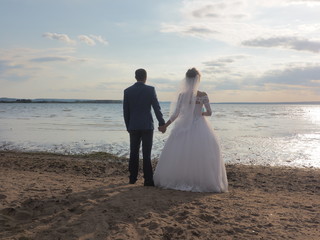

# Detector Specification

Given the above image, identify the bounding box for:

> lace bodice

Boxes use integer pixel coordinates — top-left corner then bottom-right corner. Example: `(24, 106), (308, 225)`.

(169, 94), (212, 122)
(194, 95), (212, 116)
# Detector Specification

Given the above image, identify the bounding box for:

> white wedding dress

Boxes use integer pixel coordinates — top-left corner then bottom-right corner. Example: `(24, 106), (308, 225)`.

(154, 93), (228, 193)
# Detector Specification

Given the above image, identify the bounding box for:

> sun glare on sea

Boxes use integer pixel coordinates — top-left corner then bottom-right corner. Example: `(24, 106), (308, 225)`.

(301, 106), (320, 167)
(304, 106), (320, 124)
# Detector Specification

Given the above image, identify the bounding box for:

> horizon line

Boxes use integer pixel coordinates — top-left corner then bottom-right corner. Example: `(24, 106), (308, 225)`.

(1, 97), (320, 104)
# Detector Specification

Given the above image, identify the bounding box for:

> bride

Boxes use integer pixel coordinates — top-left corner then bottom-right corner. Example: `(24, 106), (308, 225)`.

(154, 68), (228, 193)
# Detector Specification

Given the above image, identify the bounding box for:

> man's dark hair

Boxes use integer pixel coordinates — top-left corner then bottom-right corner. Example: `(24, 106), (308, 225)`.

(135, 68), (147, 81)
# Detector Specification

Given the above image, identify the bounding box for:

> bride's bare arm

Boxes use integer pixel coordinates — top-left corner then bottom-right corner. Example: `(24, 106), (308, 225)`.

(167, 93), (183, 126)
(201, 93), (212, 116)
(158, 94), (182, 133)
(164, 119), (172, 128)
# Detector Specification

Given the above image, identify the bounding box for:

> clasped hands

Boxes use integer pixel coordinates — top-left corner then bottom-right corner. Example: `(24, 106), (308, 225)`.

(158, 125), (167, 133)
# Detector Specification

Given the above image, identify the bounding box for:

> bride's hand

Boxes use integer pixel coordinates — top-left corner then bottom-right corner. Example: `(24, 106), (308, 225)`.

(158, 125), (166, 133)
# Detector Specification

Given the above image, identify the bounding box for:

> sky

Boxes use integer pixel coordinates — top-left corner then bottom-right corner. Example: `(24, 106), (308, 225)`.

(1, 0), (320, 102)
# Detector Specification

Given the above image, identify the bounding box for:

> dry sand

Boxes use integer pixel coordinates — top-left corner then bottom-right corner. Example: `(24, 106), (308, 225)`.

(0, 151), (319, 240)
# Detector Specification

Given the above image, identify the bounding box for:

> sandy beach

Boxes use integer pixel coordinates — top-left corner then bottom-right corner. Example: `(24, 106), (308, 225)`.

(0, 151), (319, 240)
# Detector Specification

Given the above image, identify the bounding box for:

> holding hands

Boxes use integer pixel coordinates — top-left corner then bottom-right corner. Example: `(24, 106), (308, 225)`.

(158, 120), (172, 134)
(158, 125), (167, 133)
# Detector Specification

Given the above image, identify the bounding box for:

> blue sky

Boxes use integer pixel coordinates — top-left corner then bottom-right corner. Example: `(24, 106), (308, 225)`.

(1, 0), (320, 102)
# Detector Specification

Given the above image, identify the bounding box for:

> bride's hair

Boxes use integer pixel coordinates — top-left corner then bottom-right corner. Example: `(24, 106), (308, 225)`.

(186, 68), (200, 79)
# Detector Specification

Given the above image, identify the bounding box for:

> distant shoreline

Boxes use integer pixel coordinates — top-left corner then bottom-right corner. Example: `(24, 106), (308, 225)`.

(0, 98), (122, 104)
(1, 98), (320, 105)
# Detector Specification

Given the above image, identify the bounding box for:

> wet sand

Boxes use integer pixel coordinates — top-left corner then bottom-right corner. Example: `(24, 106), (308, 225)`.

(0, 151), (319, 240)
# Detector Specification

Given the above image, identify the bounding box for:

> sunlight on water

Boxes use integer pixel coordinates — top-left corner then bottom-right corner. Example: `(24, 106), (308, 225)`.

(304, 106), (320, 123)
(0, 103), (319, 168)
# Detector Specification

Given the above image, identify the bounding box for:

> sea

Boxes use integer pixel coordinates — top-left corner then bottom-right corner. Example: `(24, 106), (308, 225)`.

(0, 102), (319, 168)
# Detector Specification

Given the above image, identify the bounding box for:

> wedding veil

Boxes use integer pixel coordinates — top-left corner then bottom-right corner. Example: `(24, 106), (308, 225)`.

(169, 71), (200, 133)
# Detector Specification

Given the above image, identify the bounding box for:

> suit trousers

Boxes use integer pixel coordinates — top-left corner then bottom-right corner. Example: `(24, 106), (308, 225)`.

(129, 130), (154, 183)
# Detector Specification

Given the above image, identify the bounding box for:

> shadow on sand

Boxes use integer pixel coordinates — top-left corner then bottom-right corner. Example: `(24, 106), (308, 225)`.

(1, 181), (212, 240)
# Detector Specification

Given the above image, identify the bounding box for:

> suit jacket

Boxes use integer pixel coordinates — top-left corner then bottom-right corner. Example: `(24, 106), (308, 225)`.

(123, 82), (165, 131)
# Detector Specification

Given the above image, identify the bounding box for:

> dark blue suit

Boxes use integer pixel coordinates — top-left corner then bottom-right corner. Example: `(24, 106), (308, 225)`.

(123, 81), (165, 184)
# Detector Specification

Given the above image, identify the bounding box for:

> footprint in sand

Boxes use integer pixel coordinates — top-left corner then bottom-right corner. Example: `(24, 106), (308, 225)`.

(183, 205), (195, 210)
(163, 226), (184, 237)
(0, 194), (7, 200)
(143, 221), (160, 230)
(175, 210), (189, 221)
(67, 206), (82, 215)
(199, 213), (219, 223)
(1, 207), (32, 221)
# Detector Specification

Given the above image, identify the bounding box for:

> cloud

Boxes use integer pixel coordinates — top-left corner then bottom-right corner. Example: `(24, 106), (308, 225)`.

(288, 0), (320, 4)
(0, 47), (91, 84)
(202, 55), (247, 75)
(29, 55), (89, 63)
(89, 35), (108, 45)
(161, 23), (219, 39)
(148, 78), (179, 92)
(0, 60), (23, 72)
(149, 78), (176, 84)
(258, 64), (320, 86)
(78, 35), (96, 46)
(43, 33), (108, 46)
(1, 74), (31, 82)
(211, 80), (243, 91)
(42, 32), (76, 45)
(94, 82), (131, 93)
(204, 58), (235, 66)
(184, 26), (219, 35)
(160, 1), (250, 40)
(189, 2), (248, 19)
(201, 59), (320, 92)
(242, 36), (320, 53)
(238, 0), (320, 7)
(0, 60), (30, 82)
(191, 3), (225, 18)
(160, 2), (264, 43)
(30, 57), (70, 62)
(78, 35), (108, 46)
(161, 0), (320, 46)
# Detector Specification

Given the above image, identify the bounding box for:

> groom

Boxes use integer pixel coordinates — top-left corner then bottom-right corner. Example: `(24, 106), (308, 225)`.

(123, 68), (166, 186)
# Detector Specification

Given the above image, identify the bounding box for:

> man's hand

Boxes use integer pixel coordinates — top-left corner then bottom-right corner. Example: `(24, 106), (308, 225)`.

(158, 125), (166, 133)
